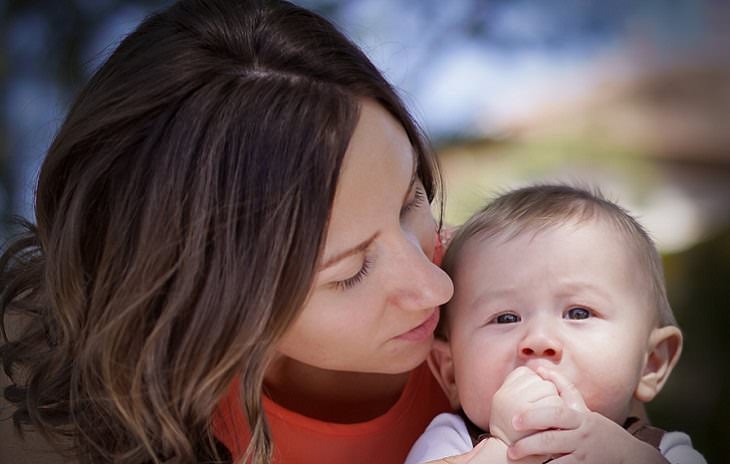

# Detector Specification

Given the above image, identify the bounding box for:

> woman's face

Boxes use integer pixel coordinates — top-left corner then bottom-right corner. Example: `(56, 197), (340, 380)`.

(276, 99), (454, 374)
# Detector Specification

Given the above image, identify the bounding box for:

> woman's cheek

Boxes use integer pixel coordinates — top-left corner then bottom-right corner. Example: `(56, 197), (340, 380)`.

(415, 207), (439, 257)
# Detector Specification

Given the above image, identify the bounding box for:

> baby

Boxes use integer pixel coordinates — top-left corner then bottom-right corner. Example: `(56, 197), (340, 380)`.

(407, 184), (706, 464)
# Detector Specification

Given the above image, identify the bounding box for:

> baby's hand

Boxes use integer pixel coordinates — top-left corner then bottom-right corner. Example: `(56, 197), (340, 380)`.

(489, 366), (564, 445)
(510, 411), (667, 464)
(424, 437), (545, 464)
(508, 368), (668, 464)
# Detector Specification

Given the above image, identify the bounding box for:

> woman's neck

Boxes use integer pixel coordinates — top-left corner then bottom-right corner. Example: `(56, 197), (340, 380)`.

(263, 356), (411, 423)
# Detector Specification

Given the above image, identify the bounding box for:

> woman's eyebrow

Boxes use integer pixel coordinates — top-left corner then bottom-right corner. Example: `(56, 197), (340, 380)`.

(319, 232), (379, 270)
(320, 149), (417, 272)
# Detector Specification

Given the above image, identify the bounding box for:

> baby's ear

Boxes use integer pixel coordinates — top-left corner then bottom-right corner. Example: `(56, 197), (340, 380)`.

(427, 338), (460, 409)
(635, 326), (683, 402)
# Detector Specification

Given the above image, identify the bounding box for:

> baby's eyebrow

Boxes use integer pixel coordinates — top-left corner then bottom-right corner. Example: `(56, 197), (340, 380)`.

(470, 288), (518, 309)
(319, 232), (379, 271)
(553, 281), (612, 300)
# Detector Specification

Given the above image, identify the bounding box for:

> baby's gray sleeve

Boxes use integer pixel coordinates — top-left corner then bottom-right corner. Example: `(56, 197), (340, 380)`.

(660, 431), (708, 464)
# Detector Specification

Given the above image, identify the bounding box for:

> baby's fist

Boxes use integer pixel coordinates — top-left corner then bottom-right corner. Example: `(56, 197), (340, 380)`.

(489, 366), (563, 444)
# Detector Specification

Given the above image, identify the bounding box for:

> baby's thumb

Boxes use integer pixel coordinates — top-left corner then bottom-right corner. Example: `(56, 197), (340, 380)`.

(535, 366), (588, 412)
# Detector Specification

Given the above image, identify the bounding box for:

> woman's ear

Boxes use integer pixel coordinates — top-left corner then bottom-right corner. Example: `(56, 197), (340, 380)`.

(427, 338), (460, 409)
(635, 325), (683, 402)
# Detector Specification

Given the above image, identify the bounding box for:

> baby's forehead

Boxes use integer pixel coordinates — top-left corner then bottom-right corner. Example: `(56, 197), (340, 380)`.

(438, 189), (673, 330)
(459, 217), (606, 251)
(446, 218), (656, 308)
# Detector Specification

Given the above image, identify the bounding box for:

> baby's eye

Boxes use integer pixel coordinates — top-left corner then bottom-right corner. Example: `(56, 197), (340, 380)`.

(493, 313), (521, 324)
(565, 307), (591, 320)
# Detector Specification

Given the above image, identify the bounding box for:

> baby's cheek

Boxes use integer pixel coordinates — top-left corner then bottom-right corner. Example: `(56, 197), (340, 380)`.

(462, 397), (492, 431)
(451, 337), (510, 431)
(581, 381), (634, 423)
(457, 373), (499, 431)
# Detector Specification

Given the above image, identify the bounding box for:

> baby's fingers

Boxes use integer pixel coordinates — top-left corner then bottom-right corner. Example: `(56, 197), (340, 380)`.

(502, 365), (539, 388)
(535, 367), (587, 412)
(513, 405), (582, 433)
(507, 429), (578, 461)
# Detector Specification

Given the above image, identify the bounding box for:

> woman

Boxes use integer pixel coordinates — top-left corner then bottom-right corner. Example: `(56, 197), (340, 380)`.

(1, 0), (455, 462)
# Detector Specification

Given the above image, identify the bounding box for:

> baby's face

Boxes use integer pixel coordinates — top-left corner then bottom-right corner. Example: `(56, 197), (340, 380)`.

(446, 219), (657, 431)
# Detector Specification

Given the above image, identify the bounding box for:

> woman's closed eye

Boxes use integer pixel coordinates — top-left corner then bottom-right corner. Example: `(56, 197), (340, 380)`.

(334, 256), (373, 291)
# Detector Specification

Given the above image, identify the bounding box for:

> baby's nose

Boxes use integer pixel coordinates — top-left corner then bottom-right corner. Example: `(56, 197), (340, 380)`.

(517, 329), (563, 361)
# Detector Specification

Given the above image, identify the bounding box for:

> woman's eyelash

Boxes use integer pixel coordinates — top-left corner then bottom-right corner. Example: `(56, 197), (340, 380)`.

(333, 184), (423, 291)
(400, 185), (426, 217)
(335, 256), (373, 290)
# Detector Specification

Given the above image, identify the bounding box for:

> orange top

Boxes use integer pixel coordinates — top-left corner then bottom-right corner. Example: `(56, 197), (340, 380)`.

(214, 362), (450, 463)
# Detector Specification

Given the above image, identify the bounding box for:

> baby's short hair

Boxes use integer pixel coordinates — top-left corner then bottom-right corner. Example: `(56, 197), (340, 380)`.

(440, 184), (676, 337)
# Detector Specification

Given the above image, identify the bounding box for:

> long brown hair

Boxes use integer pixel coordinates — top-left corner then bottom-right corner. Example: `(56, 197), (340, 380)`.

(0, 1), (441, 462)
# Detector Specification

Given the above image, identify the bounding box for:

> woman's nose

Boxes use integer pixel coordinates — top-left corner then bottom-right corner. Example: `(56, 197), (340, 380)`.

(386, 232), (453, 311)
(517, 324), (563, 361)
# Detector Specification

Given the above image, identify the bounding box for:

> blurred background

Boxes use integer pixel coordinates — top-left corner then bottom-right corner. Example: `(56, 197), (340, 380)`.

(1, 0), (728, 462)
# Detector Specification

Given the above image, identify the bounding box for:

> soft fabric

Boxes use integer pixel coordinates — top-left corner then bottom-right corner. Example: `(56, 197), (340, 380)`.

(405, 412), (707, 464)
(661, 431), (709, 464)
(215, 362), (450, 464)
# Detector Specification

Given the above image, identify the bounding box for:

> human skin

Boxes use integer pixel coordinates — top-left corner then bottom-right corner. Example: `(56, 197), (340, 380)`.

(504, 367), (671, 463)
(432, 366), (671, 464)
(437, 219), (679, 433)
(489, 366), (564, 445)
(264, 99), (454, 422)
(425, 219), (681, 463)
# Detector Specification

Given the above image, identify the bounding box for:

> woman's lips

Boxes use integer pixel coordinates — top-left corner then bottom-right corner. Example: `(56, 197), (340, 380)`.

(395, 309), (440, 341)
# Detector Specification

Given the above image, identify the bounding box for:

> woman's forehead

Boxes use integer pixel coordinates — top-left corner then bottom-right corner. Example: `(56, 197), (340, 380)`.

(321, 100), (415, 260)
